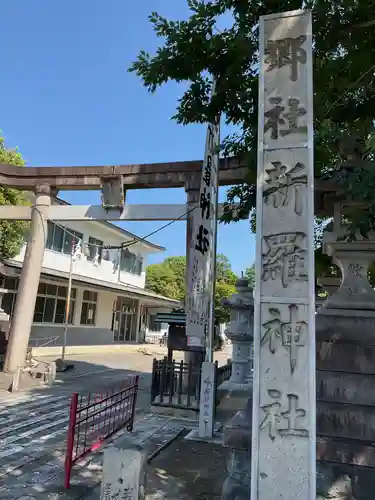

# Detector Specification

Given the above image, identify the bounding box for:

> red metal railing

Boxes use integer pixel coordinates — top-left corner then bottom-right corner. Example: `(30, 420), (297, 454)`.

(64, 375), (139, 488)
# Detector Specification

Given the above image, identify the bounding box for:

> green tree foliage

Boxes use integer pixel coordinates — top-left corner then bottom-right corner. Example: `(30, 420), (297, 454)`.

(130, 0), (375, 273)
(216, 253), (237, 284)
(0, 136), (29, 260)
(145, 254), (237, 321)
(244, 265), (255, 287)
(215, 279), (236, 322)
(146, 256), (186, 302)
(215, 253), (237, 321)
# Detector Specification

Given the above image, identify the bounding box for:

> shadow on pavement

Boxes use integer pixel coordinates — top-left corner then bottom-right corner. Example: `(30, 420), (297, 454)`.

(146, 431), (228, 500)
(0, 348), (233, 498)
(0, 356), (154, 499)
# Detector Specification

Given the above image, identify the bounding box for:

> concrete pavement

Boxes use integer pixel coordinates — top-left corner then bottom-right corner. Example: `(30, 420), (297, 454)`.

(0, 392), (192, 499)
(0, 347), (231, 499)
(0, 345), (231, 396)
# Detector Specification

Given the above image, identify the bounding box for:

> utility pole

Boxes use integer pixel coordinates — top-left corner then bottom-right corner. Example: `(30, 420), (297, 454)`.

(61, 238), (87, 363)
(61, 242), (75, 362)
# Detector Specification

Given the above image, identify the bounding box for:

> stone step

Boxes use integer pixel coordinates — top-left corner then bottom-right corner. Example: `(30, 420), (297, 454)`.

(317, 341), (375, 374)
(317, 401), (375, 441)
(317, 436), (375, 468)
(317, 370), (375, 406)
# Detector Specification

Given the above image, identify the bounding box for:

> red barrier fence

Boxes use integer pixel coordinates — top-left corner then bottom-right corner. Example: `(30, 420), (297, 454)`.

(64, 375), (139, 488)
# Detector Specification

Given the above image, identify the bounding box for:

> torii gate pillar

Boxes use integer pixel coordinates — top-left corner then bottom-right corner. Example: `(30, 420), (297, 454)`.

(4, 185), (51, 372)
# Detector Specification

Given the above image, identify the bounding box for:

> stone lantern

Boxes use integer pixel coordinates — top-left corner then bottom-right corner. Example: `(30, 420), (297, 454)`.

(220, 276), (254, 390)
(320, 219), (375, 313)
(220, 278), (253, 500)
(316, 135), (375, 315)
(313, 135), (375, 495)
(317, 275), (341, 297)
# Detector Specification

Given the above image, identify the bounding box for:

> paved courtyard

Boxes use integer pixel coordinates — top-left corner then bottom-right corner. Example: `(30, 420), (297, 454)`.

(0, 346), (231, 499)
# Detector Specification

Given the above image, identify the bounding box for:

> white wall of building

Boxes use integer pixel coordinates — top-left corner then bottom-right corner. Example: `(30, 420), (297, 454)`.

(2, 202), (180, 352)
(12, 219), (161, 289)
(95, 290), (114, 329)
(27, 285), (174, 348)
(27, 285), (115, 347)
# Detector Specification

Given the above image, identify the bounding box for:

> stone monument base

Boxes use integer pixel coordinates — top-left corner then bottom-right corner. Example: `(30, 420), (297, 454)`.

(101, 439), (147, 499)
(220, 396), (359, 500)
(315, 309), (375, 500)
(217, 382), (252, 415)
(221, 396), (252, 500)
(184, 421), (222, 444)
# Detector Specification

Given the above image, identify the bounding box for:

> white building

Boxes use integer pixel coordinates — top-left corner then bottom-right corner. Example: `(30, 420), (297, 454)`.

(0, 197), (180, 355)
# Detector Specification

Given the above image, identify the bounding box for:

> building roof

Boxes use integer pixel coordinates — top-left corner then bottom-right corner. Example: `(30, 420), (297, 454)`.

(2, 260), (181, 308)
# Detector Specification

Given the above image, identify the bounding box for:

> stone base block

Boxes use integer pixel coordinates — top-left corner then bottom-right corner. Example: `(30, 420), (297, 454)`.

(316, 312), (375, 344)
(222, 398), (252, 451)
(218, 380), (252, 393)
(217, 384), (252, 415)
(184, 421), (222, 444)
(317, 461), (372, 500)
(101, 440), (147, 499)
(221, 474), (250, 500)
(317, 401), (375, 441)
(220, 397), (252, 500)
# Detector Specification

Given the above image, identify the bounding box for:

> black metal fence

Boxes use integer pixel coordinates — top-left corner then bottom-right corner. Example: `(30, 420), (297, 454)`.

(151, 357), (232, 411)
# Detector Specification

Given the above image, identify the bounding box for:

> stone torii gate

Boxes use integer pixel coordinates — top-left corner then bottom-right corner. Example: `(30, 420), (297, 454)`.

(0, 157), (247, 372)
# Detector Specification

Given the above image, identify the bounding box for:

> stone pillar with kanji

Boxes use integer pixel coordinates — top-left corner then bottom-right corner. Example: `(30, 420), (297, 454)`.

(250, 10), (316, 500)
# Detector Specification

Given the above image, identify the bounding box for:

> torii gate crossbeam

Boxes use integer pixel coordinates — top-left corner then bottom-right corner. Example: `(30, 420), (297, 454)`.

(1, 156), (248, 373)
(0, 157), (247, 190)
(0, 204), (233, 221)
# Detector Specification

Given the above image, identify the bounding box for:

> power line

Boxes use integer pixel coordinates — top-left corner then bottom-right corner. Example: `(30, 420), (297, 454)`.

(103, 206), (196, 250)
(31, 203), (196, 253)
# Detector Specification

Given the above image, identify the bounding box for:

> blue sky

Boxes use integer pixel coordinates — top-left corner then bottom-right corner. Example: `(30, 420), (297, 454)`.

(0, 0), (255, 274)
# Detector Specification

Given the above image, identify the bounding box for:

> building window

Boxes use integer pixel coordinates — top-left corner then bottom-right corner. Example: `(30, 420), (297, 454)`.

(102, 249), (111, 261)
(87, 237), (103, 264)
(33, 283), (76, 324)
(80, 290), (98, 325)
(63, 229), (83, 256)
(133, 255), (143, 275)
(149, 315), (162, 333)
(0, 277), (19, 316)
(46, 222), (64, 252)
(46, 221), (83, 256)
(120, 248), (143, 275)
